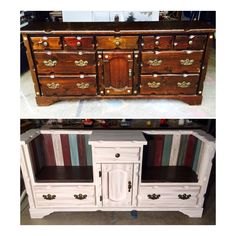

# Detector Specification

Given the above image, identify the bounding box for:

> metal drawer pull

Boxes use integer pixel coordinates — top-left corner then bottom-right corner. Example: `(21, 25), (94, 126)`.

(180, 59), (194, 66)
(74, 60), (88, 67)
(178, 194), (191, 200)
(115, 153), (120, 158)
(147, 194), (161, 200)
(148, 81), (161, 88)
(148, 59), (162, 66)
(47, 83), (60, 89)
(128, 181), (132, 192)
(43, 59), (57, 67)
(42, 194), (56, 200)
(177, 81), (191, 88)
(76, 83), (90, 89)
(74, 194), (87, 200)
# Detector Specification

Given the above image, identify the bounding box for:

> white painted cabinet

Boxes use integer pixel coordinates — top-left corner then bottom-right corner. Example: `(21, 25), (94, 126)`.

(21, 129), (215, 219)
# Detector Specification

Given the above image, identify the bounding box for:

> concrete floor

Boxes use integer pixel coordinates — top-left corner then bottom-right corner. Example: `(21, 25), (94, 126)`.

(20, 48), (215, 118)
(20, 180), (215, 225)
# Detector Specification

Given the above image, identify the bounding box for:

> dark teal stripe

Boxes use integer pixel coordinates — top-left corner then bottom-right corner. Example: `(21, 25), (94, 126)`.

(69, 134), (79, 166)
(161, 135), (173, 166)
(84, 135), (93, 166)
(177, 135), (188, 166)
(192, 140), (202, 172)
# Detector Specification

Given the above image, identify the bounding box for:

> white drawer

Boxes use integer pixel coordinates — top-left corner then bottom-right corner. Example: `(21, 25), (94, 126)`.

(33, 185), (96, 208)
(94, 147), (140, 162)
(138, 185), (200, 207)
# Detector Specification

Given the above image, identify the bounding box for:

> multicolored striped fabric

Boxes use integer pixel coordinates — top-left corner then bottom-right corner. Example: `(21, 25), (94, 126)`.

(28, 134), (93, 170)
(143, 134), (202, 171)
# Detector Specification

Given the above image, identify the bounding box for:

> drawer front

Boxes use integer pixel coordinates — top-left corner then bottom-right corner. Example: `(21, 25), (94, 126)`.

(96, 36), (138, 49)
(34, 185), (95, 207)
(142, 36), (173, 50)
(39, 75), (97, 96)
(34, 51), (96, 74)
(142, 51), (203, 74)
(94, 147), (140, 162)
(63, 36), (94, 50)
(174, 35), (207, 50)
(31, 36), (62, 50)
(138, 185), (200, 207)
(140, 74), (199, 95)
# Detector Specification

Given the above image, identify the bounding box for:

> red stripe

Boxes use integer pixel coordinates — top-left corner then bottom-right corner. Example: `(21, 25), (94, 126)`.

(184, 135), (197, 167)
(153, 135), (165, 166)
(42, 134), (56, 166)
(60, 134), (71, 166)
(77, 135), (87, 166)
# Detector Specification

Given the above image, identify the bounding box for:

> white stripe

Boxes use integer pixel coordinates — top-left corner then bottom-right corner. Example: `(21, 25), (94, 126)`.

(169, 134), (181, 166)
(52, 134), (64, 166)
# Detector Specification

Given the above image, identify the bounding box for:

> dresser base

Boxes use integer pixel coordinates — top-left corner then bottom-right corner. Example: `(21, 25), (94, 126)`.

(29, 207), (204, 219)
(36, 95), (203, 106)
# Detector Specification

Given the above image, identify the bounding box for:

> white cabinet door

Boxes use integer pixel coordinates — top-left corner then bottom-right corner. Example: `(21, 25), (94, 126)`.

(102, 163), (133, 207)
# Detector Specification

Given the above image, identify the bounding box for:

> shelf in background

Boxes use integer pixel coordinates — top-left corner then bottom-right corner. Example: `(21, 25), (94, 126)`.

(35, 166), (93, 183)
(141, 166), (198, 183)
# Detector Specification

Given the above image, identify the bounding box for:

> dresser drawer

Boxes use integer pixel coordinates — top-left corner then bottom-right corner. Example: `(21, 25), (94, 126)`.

(140, 74), (199, 95)
(142, 36), (173, 50)
(31, 36), (62, 50)
(138, 185), (200, 207)
(142, 50), (203, 74)
(34, 51), (96, 74)
(63, 36), (94, 50)
(174, 35), (207, 50)
(34, 185), (95, 207)
(94, 147), (140, 162)
(39, 75), (97, 96)
(96, 36), (138, 49)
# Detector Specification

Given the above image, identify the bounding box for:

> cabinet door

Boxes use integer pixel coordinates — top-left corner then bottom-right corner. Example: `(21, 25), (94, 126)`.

(101, 163), (133, 207)
(102, 51), (133, 95)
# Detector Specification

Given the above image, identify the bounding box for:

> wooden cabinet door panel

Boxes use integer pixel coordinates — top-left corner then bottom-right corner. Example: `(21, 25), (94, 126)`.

(102, 51), (133, 95)
(102, 163), (133, 207)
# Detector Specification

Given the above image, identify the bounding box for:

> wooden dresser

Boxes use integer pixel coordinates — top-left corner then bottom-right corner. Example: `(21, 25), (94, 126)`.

(21, 21), (215, 106)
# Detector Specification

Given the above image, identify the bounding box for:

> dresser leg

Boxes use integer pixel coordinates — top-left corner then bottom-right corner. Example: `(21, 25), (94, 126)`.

(36, 96), (60, 106)
(180, 208), (203, 218)
(29, 208), (54, 219)
(179, 95), (203, 105)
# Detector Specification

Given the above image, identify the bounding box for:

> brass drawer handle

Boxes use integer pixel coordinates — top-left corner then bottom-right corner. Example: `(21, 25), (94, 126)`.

(74, 60), (88, 67)
(42, 194), (56, 200)
(147, 194), (161, 200)
(148, 81), (161, 88)
(43, 59), (57, 67)
(177, 81), (191, 88)
(148, 59), (162, 66)
(128, 181), (132, 192)
(76, 82), (89, 89)
(74, 194), (87, 200)
(180, 59), (194, 66)
(178, 194), (191, 200)
(47, 83), (60, 89)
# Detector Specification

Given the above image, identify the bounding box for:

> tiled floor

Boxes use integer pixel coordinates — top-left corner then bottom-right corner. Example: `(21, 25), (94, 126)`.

(20, 48), (215, 118)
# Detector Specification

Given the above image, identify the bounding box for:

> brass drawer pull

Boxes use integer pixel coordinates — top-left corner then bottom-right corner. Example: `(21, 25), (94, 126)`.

(177, 81), (191, 88)
(76, 82), (89, 89)
(42, 194), (56, 200)
(74, 60), (88, 67)
(180, 59), (194, 66)
(148, 81), (161, 88)
(43, 59), (57, 67)
(148, 59), (162, 66)
(178, 194), (191, 200)
(128, 181), (132, 192)
(47, 83), (60, 89)
(147, 194), (161, 200)
(74, 194), (87, 200)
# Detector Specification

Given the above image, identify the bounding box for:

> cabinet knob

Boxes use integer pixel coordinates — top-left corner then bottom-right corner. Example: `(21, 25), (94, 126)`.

(115, 40), (120, 46)
(188, 40), (193, 45)
(42, 41), (48, 47)
(115, 153), (120, 158)
(77, 41), (82, 47)
(155, 40), (159, 46)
